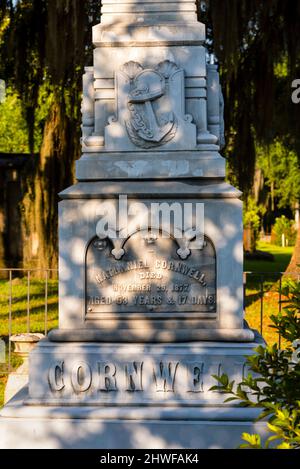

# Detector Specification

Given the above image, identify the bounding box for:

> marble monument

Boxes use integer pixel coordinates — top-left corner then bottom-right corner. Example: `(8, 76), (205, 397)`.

(0, 0), (266, 449)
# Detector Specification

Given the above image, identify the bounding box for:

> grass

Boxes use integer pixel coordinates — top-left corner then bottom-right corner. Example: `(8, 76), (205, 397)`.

(244, 241), (294, 275)
(244, 241), (295, 345)
(0, 242), (295, 408)
(0, 276), (58, 408)
(0, 380), (5, 408)
(0, 277), (58, 339)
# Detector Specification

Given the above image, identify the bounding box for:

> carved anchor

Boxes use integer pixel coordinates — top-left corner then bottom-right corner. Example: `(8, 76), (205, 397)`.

(128, 70), (175, 144)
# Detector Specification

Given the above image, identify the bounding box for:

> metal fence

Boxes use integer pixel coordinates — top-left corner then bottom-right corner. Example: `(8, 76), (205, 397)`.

(0, 268), (299, 375)
(244, 271), (300, 348)
(0, 268), (58, 374)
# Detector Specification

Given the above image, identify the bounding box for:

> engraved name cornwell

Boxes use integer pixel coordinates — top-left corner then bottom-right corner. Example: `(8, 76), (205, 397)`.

(47, 359), (246, 401)
(85, 231), (216, 316)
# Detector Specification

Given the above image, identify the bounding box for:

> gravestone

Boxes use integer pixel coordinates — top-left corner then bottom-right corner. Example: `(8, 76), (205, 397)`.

(0, 1), (266, 449)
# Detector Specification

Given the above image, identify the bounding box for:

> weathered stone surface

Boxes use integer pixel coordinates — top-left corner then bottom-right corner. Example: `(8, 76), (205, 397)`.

(76, 152), (225, 180)
(100, 0), (198, 24)
(47, 191), (252, 342)
(79, 0), (223, 163)
(4, 334), (45, 405)
(0, 1), (261, 450)
(105, 59), (197, 151)
(9, 333), (45, 358)
(0, 338), (267, 449)
(27, 340), (263, 406)
(93, 22), (206, 47)
(0, 389), (267, 449)
(60, 181), (241, 200)
(86, 232), (216, 316)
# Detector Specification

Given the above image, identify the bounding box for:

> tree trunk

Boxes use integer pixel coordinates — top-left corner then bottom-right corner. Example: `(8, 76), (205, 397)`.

(285, 224), (300, 278)
(21, 92), (80, 273)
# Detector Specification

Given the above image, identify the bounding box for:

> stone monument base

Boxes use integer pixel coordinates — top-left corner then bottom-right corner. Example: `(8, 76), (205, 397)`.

(0, 389), (267, 449)
(0, 337), (268, 449)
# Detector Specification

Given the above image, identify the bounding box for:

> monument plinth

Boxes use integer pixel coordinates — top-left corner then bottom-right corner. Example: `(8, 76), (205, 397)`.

(0, 0), (266, 449)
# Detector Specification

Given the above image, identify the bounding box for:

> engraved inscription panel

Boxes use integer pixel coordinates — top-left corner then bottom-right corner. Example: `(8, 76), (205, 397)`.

(86, 231), (216, 316)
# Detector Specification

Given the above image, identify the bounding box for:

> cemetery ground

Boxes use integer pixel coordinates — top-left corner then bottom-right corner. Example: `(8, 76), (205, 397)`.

(0, 242), (294, 408)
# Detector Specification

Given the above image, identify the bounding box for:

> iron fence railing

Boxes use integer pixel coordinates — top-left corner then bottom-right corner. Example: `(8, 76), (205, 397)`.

(243, 271), (300, 349)
(0, 268), (299, 375)
(0, 268), (58, 374)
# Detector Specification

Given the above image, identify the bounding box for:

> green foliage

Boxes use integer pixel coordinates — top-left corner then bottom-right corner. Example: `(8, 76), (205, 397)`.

(271, 281), (300, 343)
(0, 0), (100, 153)
(0, 85), (51, 153)
(33, 82), (56, 150)
(1, 1), (300, 194)
(240, 404), (300, 449)
(211, 281), (300, 449)
(201, 1), (300, 192)
(0, 87), (29, 153)
(240, 433), (262, 449)
(243, 196), (266, 251)
(257, 141), (300, 210)
(272, 216), (297, 247)
(1, 0), (300, 267)
(0, 7), (10, 51)
(0, 1), (101, 268)
(264, 404), (300, 449)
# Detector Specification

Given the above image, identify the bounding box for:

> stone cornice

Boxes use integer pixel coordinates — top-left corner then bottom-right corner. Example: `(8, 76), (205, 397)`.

(93, 22), (206, 47)
(100, 0), (198, 24)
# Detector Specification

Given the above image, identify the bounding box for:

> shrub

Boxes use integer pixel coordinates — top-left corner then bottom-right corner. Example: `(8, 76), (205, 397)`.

(272, 216), (297, 247)
(211, 280), (300, 449)
(243, 197), (266, 252)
